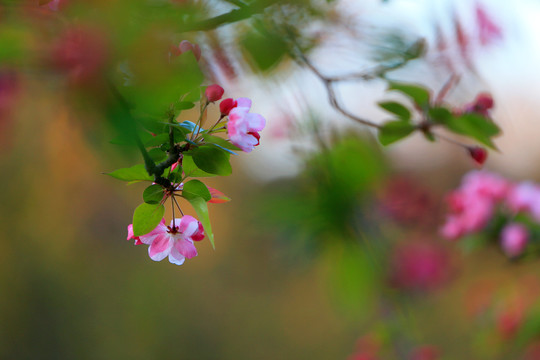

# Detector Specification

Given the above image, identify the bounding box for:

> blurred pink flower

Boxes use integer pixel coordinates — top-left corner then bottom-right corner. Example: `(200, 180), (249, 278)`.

(389, 241), (452, 291)
(500, 223), (528, 258)
(227, 98), (265, 152)
(506, 182), (540, 220)
(128, 216), (204, 265)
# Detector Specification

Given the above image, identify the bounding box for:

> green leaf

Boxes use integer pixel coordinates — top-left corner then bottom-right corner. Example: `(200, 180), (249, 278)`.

(378, 121), (416, 146)
(105, 164), (153, 182)
(168, 172), (183, 183)
(388, 82), (430, 107)
(132, 203), (165, 237)
(175, 101), (195, 110)
(144, 133), (169, 147)
(143, 184), (164, 204)
(182, 155), (216, 178)
(184, 196), (214, 248)
(183, 180), (211, 201)
(148, 148), (167, 162)
(445, 113), (500, 149)
(191, 146), (232, 176)
(428, 107), (453, 124)
(202, 134), (241, 151)
(378, 101), (411, 121)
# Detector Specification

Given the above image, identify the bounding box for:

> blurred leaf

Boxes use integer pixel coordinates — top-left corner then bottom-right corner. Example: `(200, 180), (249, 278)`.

(378, 121), (416, 145)
(428, 107), (452, 124)
(183, 180), (211, 201)
(148, 148), (167, 162)
(191, 146), (232, 176)
(242, 27), (288, 71)
(184, 196), (214, 248)
(202, 134), (241, 151)
(378, 101), (411, 121)
(105, 164), (153, 182)
(175, 101), (195, 110)
(445, 113), (500, 149)
(143, 184), (165, 204)
(388, 82), (430, 108)
(144, 133), (169, 147)
(132, 203), (165, 236)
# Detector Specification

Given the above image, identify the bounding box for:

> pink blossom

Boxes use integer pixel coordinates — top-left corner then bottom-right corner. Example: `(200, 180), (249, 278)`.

(506, 182), (540, 220)
(205, 84), (224, 102)
(127, 224), (143, 245)
(500, 223), (528, 258)
(227, 98), (265, 152)
(128, 216), (204, 265)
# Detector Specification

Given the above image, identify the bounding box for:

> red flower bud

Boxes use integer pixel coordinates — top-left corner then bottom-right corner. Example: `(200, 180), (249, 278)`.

(474, 93), (494, 113)
(468, 146), (488, 166)
(205, 84), (224, 102)
(219, 97), (237, 115)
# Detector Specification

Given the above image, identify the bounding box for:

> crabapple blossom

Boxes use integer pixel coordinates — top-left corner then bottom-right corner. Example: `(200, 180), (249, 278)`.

(227, 97), (266, 152)
(506, 182), (540, 221)
(500, 223), (529, 258)
(128, 216), (204, 265)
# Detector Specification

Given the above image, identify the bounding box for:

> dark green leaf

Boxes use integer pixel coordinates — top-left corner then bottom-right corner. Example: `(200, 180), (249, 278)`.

(144, 133), (169, 147)
(182, 155), (216, 178)
(378, 121), (416, 146)
(184, 196), (214, 248)
(132, 203), (165, 237)
(183, 179), (211, 201)
(428, 107), (452, 124)
(148, 148), (167, 162)
(143, 184), (165, 204)
(191, 146), (232, 176)
(388, 82), (430, 107)
(168, 172), (183, 183)
(105, 164), (153, 182)
(378, 101), (411, 121)
(445, 113), (500, 149)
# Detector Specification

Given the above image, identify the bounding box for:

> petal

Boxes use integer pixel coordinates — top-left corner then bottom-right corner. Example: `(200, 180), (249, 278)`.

(148, 234), (172, 261)
(175, 239), (198, 259)
(246, 113), (266, 131)
(177, 215), (198, 237)
(168, 250), (186, 265)
(236, 97), (252, 109)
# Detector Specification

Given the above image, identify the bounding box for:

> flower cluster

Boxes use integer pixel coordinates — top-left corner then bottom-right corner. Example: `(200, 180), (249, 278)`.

(441, 170), (540, 258)
(128, 216), (204, 265)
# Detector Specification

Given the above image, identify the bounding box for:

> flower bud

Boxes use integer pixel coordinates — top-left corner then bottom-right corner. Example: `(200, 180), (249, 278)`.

(205, 84), (224, 102)
(468, 146), (488, 165)
(219, 97), (237, 115)
(501, 223), (528, 258)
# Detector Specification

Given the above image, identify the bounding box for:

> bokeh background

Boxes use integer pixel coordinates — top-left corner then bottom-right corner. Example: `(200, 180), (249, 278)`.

(2, 0), (540, 359)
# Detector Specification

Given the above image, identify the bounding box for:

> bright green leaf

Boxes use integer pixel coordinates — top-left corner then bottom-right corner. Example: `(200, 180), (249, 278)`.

(183, 180), (211, 202)
(428, 107), (453, 124)
(191, 146), (232, 176)
(202, 134), (241, 151)
(143, 184), (164, 204)
(132, 203), (165, 237)
(184, 196), (214, 248)
(378, 101), (411, 121)
(105, 164), (153, 182)
(378, 121), (416, 146)
(388, 82), (430, 107)
(445, 113), (500, 149)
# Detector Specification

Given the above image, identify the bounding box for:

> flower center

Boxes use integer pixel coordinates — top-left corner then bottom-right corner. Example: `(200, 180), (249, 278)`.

(167, 225), (178, 234)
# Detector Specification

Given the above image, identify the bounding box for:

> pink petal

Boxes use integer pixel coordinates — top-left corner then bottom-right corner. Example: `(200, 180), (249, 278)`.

(175, 239), (198, 259)
(246, 113), (266, 132)
(191, 222), (205, 242)
(177, 216), (199, 237)
(236, 97), (251, 109)
(148, 234), (172, 261)
(139, 219), (167, 245)
(168, 250), (186, 266)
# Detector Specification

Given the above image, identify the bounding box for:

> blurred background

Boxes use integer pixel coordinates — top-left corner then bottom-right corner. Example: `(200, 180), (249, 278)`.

(2, 0), (540, 359)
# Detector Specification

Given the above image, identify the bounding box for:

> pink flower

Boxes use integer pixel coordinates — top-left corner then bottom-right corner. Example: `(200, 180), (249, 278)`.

(127, 224), (143, 245)
(500, 223), (528, 258)
(205, 84), (224, 102)
(506, 182), (540, 220)
(128, 216), (204, 265)
(227, 98), (265, 152)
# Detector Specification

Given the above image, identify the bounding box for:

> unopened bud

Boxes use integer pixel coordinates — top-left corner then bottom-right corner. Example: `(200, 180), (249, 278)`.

(468, 146), (488, 165)
(219, 97), (237, 115)
(205, 84), (224, 102)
